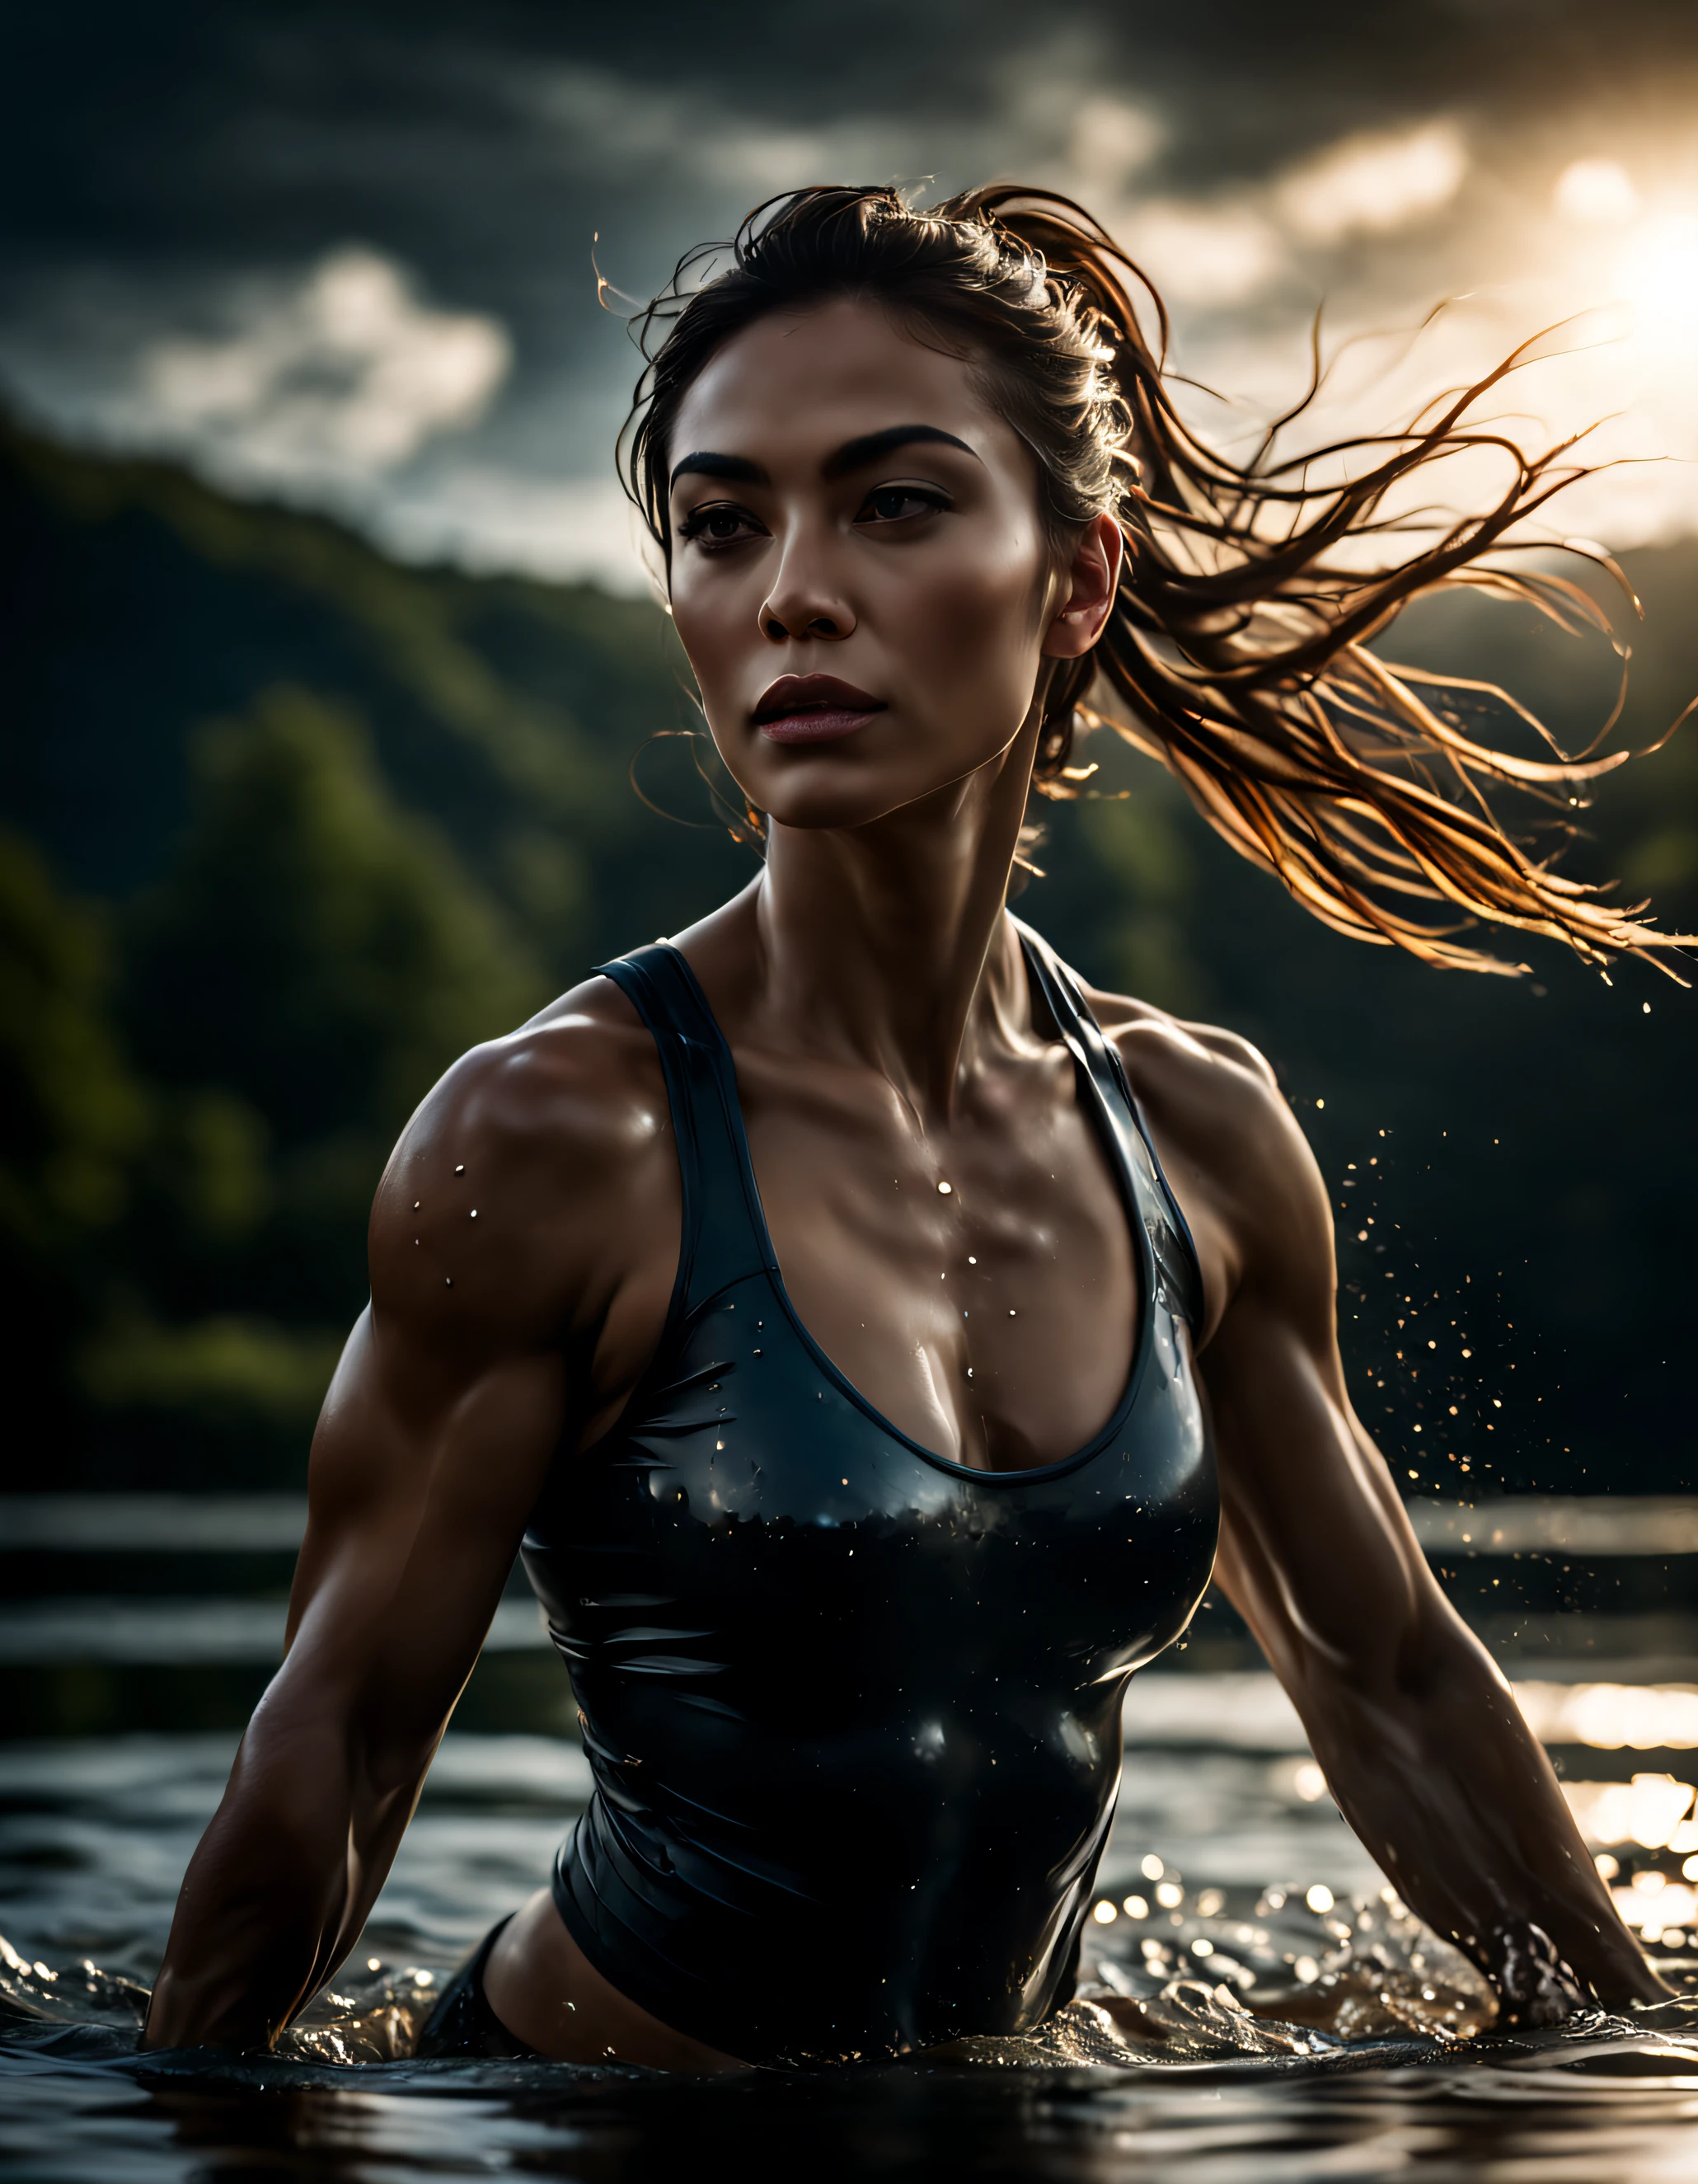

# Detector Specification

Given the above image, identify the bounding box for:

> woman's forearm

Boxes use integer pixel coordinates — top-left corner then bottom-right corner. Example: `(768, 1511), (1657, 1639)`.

(143, 1706), (420, 2050)
(144, 1801), (349, 2045)
(1303, 1629), (1665, 2016)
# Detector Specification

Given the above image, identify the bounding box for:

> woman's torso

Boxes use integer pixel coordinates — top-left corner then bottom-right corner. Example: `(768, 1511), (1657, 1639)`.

(519, 924), (1219, 2064)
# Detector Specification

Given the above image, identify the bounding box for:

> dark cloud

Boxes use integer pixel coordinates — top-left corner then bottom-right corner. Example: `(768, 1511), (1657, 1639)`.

(7, 1), (1697, 580)
(12, 2), (1698, 228)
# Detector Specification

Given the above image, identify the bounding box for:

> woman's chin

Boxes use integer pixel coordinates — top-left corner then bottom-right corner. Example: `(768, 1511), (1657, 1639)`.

(760, 785), (964, 835)
(753, 754), (1016, 837)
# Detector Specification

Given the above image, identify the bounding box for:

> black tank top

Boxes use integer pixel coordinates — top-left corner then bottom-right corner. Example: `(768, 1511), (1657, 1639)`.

(520, 924), (1218, 2064)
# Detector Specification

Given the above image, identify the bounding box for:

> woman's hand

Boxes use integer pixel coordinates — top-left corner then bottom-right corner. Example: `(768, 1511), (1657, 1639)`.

(1114, 1005), (1667, 2022)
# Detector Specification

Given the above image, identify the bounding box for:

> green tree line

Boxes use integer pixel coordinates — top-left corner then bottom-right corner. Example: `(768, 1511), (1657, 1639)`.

(2, 411), (1696, 1492)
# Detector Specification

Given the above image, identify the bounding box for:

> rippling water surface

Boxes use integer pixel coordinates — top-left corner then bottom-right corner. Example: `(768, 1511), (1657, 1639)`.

(7, 1494), (1698, 2178)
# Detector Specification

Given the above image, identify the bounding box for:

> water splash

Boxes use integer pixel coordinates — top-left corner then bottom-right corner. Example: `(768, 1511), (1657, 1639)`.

(935, 1880), (1500, 2066)
(8, 1878), (1696, 2078)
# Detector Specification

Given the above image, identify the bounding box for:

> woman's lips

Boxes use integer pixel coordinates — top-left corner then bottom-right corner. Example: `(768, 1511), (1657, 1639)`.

(760, 707), (881, 744)
(753, 674), (886, 745)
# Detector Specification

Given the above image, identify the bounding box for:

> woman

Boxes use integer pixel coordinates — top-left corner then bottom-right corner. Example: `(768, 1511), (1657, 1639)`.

(143, 185), (1676, 2069)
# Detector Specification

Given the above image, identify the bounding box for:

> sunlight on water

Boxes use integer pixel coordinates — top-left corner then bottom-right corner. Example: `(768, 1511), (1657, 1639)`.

(8, 1496), (1698, 2174)
(10, 1742), (1698, 2183)
(1522, 1684), (1698, 1751)
(9, 1873), (1698, 2074)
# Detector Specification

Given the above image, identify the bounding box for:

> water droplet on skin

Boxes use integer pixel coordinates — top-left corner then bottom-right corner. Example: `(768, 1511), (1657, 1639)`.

(455, 1164), (466, 1176)
(413, 1201), (420, 1210)
(937, 1181), (952, 1195)
(470, 1209), (478, 1219)
(1009, 1309), (1016, 1317)
(444, 1277), (453, 1287)
(967, 1256), (977, 1265)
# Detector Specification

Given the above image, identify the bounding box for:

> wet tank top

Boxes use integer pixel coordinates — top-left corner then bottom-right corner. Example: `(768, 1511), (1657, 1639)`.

(519, 924), (1219, 2064)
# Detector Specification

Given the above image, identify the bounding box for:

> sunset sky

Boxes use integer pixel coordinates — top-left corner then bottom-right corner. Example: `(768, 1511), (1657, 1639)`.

(7, 0), (1698, 589)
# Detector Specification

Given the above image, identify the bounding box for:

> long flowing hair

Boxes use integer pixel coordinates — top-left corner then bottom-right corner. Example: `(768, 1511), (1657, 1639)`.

(620, 183), (1690, 975)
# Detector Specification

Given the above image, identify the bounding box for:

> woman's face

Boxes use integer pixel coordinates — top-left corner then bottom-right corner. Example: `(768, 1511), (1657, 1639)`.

(664, 295), (1118, 834)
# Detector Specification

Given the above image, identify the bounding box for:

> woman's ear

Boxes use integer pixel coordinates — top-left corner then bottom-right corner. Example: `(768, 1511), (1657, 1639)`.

(1041, 514), (1123, 660)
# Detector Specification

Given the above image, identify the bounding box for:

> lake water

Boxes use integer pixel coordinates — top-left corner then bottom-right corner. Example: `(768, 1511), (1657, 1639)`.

(5, 1493), (1698, 2180)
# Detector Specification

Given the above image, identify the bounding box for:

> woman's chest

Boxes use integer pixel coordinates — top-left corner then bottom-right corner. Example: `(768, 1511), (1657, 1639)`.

(537, 1264), (1219, 1704)
(731, 1047), (1141, 1472)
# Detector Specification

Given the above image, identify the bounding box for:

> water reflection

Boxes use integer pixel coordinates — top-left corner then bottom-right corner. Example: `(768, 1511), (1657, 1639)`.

(9, 1721), (1698, 2177)
(6, 1491), (1698, 2176)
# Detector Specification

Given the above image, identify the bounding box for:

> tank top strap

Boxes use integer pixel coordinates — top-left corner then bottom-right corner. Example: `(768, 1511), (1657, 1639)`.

(1014, 921), (1206, 1329)
(594, 943), (778, 1316)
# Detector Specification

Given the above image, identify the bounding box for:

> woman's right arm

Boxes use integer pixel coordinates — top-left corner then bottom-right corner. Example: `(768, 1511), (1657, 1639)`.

(143, 1001), (671, 2050)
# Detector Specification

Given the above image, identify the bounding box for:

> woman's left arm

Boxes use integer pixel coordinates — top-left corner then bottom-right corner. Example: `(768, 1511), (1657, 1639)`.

(1161, 1038), (1665, 2021)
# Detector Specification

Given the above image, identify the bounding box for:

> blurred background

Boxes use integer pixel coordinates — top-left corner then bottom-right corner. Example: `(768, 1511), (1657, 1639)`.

(2, 0), (1698, 1910)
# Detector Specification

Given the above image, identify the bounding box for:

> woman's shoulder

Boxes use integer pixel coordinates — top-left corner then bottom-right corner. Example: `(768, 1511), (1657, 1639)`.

(1078, 978), (1280, 1139)
(1075, 976), (1329, 1294)
(369, 973), (674, 1272)
(408, 972), (664, 1153)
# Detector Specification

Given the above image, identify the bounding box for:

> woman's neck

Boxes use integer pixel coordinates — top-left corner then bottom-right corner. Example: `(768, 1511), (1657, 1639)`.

(745, 722), (1039, 1120)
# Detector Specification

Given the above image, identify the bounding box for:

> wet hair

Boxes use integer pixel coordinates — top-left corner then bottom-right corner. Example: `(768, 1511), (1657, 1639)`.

(621, 183), (1688, 975)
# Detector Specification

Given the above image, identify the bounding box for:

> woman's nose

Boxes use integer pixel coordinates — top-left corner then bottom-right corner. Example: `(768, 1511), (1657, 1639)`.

(759, 557), (856, 644)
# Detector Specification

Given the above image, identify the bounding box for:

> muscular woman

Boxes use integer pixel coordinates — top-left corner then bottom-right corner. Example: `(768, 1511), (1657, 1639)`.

(143, 186), (1674, 2068)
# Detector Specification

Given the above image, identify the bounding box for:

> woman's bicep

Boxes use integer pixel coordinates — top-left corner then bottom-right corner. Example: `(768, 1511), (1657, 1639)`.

(278, 1292), (566, 1782)
(275, 1092), (585, 1770)
(270, 1007), (663, 1768)
(1195, 1096), (1433, 1696)
(1205, 1291), (1428, 1692)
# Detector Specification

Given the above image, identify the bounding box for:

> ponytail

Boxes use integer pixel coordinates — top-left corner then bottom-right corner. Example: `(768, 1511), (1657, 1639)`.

(626, 183), (1692, 976)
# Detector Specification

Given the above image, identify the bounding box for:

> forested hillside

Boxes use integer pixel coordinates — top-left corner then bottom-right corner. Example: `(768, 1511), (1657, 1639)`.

(4, 411), (1696, 1494)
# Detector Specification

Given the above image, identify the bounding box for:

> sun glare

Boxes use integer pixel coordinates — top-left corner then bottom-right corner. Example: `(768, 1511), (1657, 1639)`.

(1614, 208), (1698, 349)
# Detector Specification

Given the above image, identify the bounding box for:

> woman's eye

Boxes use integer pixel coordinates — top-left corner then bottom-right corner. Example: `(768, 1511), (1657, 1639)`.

(856, 486), (946, 526)
(679, 504), (761, 550)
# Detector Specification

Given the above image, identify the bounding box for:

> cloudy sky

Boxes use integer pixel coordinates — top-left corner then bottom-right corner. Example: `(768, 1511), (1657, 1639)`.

(7, 0), (1698, 590)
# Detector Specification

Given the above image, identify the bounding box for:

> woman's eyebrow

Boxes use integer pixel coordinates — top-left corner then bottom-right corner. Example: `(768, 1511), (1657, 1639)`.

(669, 452), (768, 492)
(668, 425), (978, 496)
(823, 425), (979, 479)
